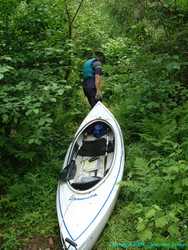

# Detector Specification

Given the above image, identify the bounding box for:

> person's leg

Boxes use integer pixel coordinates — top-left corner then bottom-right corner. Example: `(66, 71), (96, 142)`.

(88, 88), (98, 107)
(84, 87), (98, 107)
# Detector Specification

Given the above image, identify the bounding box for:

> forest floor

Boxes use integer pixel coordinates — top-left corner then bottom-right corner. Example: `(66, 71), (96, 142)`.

(23, 236), (59, 250)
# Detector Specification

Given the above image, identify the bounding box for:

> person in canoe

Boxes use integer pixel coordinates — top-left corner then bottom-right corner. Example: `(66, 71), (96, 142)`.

(82, 50), (105, 107)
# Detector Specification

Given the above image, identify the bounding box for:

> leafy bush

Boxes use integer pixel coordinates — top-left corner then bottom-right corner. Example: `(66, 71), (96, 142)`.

(1, 0), (188, 249)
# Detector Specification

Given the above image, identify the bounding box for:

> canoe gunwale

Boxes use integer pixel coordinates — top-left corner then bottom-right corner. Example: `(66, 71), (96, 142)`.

(66, 118), (117, 194)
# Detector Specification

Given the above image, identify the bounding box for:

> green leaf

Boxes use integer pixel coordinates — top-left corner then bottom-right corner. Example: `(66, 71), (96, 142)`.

(166, 62), (181, 71)
(155, 216), (168, 228)
(38, 119), (46, 126)
(138, 229), (152, 240)
(152, 205), (161, 211)
(46, 118), (53, 123)
(58, 89), (64, 95)
(33, 109), (39, 114)
(0, 65), (14, 73)
(182, 178), (188, 186)
(168, 224), (179, 236)
(145, 208), (156, 219)
(134, 157), (147, 168)
(174, 185), (182, 194)
(28, 139), (34, 144)
(2, 114), (9, 123)
(136, 223), (145, 232)
(0, 56), (12, 61)
(136, 218), (146, 232)
(50, 98), (56, 102)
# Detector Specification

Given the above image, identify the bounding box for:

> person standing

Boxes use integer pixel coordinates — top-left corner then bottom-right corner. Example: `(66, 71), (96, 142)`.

(82, 51), (105, 108)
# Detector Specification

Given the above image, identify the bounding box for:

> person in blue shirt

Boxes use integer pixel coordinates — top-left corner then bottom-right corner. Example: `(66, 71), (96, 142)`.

(82, 51), (105, 107)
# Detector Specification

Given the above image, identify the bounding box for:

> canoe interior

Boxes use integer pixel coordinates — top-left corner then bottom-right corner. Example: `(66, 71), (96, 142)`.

(62, 121), (115, 191)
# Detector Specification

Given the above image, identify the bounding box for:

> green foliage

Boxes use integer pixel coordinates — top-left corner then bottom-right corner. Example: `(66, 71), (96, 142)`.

(1, 229), (20, 250)
(96, 1), (188, 248)
(0, 161), (60, 249)
(1, 0), (188, 248)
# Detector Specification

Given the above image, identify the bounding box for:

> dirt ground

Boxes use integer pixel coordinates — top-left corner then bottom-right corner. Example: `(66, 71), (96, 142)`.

(23, 236), (61, 250)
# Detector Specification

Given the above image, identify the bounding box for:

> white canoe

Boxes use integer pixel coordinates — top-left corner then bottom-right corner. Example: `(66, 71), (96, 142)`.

(56, 102), (125, 250)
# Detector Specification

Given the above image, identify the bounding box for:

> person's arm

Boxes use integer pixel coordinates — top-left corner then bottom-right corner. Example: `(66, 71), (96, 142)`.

(93, 61), (102, 99)
(95, 74), (102, 94)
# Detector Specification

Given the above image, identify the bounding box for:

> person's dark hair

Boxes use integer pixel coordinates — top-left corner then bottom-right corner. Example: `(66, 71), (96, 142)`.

(84, 49), (93, 59)
(95, 51), (105, 64)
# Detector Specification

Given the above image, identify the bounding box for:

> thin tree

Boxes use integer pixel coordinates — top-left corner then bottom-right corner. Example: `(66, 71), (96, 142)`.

(64, 0), (85, 81)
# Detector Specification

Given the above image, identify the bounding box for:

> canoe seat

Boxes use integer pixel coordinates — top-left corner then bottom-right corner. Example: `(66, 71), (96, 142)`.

(78, 138), (114, 157)
(71, 176), (102, 191)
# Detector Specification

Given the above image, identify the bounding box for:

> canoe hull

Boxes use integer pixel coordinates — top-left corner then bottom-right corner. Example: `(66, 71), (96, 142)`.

(56, 102), (125, 250)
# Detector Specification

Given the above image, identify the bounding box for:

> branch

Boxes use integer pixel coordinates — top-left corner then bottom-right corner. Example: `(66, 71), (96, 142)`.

(71, 0), (84, 25)
(64, 0), (71, 23)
